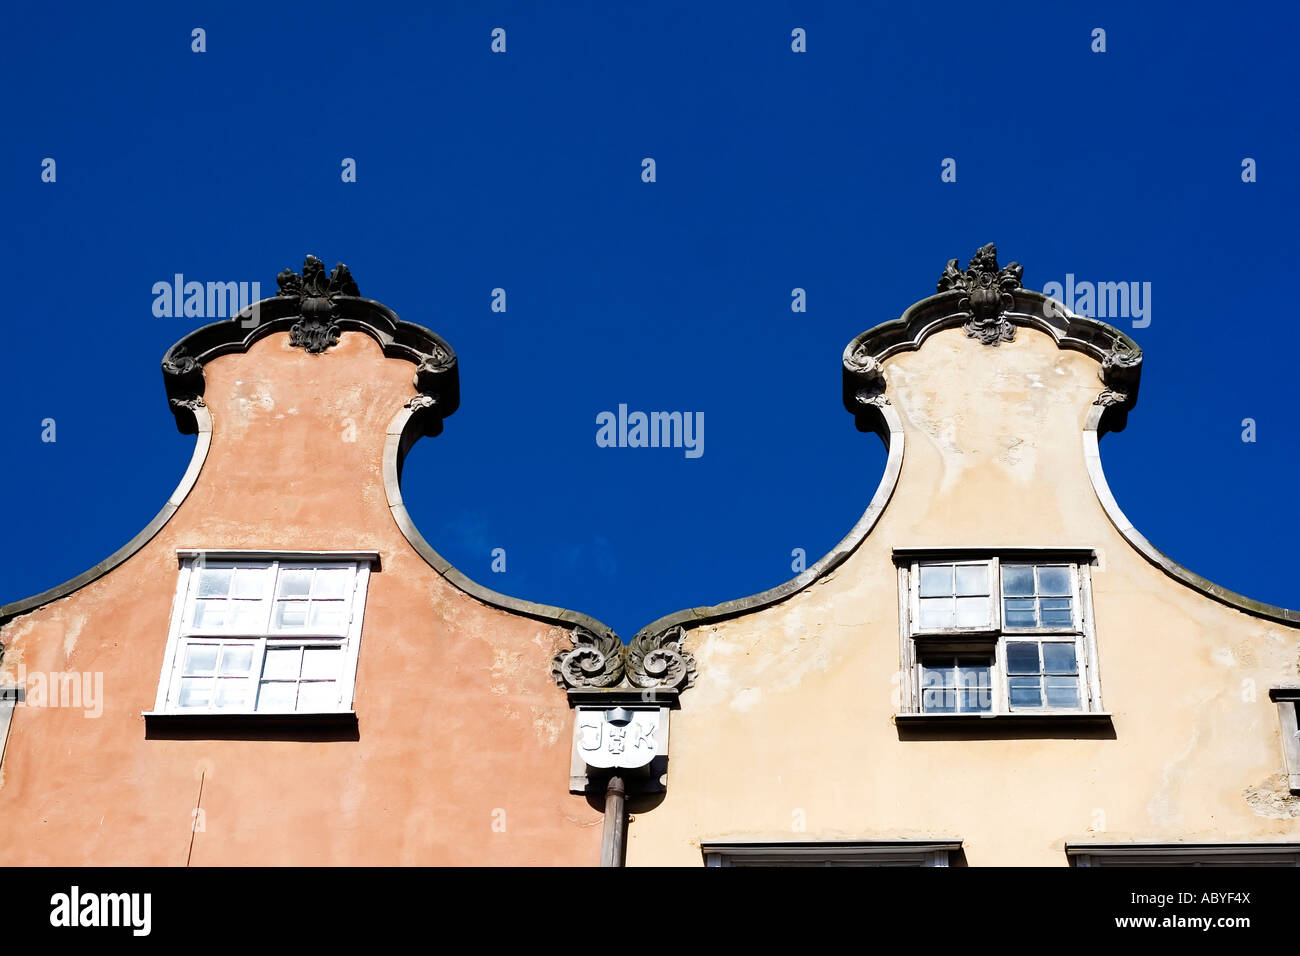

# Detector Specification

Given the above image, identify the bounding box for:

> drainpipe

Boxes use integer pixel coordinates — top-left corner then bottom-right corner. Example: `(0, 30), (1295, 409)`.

(600, 775), (627, 867)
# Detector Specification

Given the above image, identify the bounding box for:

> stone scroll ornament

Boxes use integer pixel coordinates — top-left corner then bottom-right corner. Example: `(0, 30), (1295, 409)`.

(552, 625), (696, 692)
(843, 344), (890, 408)
(1093, 335), (1143, 407)
(276, 255), (361, 354)
(938, 243), (1024, 346)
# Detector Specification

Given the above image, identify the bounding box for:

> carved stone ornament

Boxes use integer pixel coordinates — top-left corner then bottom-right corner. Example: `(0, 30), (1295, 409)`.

(551, 627), (625, 689)
(1094, 336), (1143, 407)
(844, 343), (890, 407)
(276, 255), (361, 354)
(552, 625), (697, 693)
(938, 243), (1023, 346)
(627, 625), (697, 690)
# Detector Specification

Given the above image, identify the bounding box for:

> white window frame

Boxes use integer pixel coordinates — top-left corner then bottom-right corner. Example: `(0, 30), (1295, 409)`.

(702, 841), (960, 867)
(897, 551), (1102, 716)
(1068, 843), (1300, 866)
(152, 551), (375, 716)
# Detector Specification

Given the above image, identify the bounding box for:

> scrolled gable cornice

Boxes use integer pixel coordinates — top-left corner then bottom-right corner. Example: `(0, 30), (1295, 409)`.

(160, 256), (460, 434)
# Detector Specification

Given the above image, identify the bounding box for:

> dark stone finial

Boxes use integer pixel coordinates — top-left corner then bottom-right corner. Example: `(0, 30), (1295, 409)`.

(938, 243), (1023, 346)
(276, 255), (361, 353)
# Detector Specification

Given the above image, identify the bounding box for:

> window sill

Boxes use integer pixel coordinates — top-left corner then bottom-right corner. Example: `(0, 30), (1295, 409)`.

(142, 710), (359, 741)
(894, 712), (1114, 740)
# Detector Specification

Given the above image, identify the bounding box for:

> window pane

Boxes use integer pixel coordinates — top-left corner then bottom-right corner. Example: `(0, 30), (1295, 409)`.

(1045, 676), (1081, 709)
(1040, 598), (1073, 628)
(918, 565), (953, 597)
(1006, 642), (1040, 674)
(313, 568), (351, 599)
(214, 679), (252, 709)
(231, 567), (266, 598)
(178, 678), (212, 707)
(1003, 598), (1036, 628)
(922, 687), (956, 713)
(183, 644), (218, 674)
(1002, 565), (1034, 596)
(955, 596), (990, 627)
(218, 644), (254, 675)
(256, 681), (297, 712)
(192, 600), (228, 628)
(1038, 566), (1072, 595)
(224, 601), (264, 632)
(309, 602), (347, 631)
(1008, 676), (1042, 709)
(296, 681), (338, 712)
(277, 569), (312, 598)
(197, 569), (232, 597)
(262, 647), (301, 680)
(1042, 642), (1078, 674)
(302, 647), (342, 680)
(274, 602), (308, 629)
(959, 665), (993, 712)
(918, 598), (953, 628)
(954, 564), (988, 596)
(921, 664), (955, 688)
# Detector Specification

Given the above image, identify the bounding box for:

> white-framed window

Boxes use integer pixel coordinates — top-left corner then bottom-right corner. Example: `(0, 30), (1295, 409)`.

(702, 841), (960, 867)
(897, 551), (1101, 716)
(152, 552), (374, 716)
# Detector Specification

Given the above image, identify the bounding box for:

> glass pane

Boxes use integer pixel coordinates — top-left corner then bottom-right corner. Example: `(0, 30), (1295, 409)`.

(1040, 598), (1073, 628)
(959, 665), (993, 711)
(309, 602), (346, 631)
(1037, 566), (1072, 595)
(183, 643), (218, 674)
(231, 567), (266, 598)
(256, 681), (297, 712)
(922, 687), (956, 713)
(262, 647), (301, 680)
(178, 678), (212, 707)
(228, 601), (266, 632)
(920, 664), (956, 688)
(197, 568), (232, 597)
(1006, 642), (1040, 675)
(918, 598), (953, 629)
(1045, 676), (1081, 708)
(1002, 565), (1035, 596)
(218, 644), (253, 675)
(955, 564), (988, 596)
(274, 602), (308, 629)
(214, 679), (252, 709)
(918, 565), (953, 597)
(313, 568), (350, 599)
(192, 600), (228, 628)
(277, 569), (312, 598)
(1042, 642), (1078, 674)
(1008, 676), (1042, 709)
(296, 681), (337, 712)
(955, 596), (989, 627)
(301, 647), (342, 680)
(1003, 598), (1037, 628)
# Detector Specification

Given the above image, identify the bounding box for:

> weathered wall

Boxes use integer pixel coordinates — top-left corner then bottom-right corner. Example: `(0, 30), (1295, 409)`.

(0, 331), (601, 865)
(628, 327), (1300, 866)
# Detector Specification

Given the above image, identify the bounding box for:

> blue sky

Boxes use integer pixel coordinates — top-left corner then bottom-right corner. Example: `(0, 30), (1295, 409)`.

(2, 1), (1297, 638)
